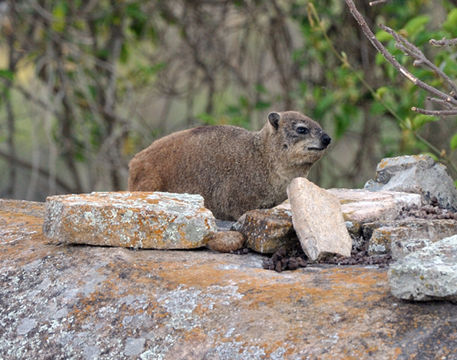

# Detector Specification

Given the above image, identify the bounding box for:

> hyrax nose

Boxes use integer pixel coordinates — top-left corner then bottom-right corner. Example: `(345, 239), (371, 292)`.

(321, 133), (331, 148)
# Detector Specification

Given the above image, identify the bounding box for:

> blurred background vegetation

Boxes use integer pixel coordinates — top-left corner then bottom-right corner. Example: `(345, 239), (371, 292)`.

(0, 0), (456, 201)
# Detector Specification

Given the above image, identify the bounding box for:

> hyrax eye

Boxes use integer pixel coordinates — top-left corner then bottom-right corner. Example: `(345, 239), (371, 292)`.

(296, 126), (309, 135)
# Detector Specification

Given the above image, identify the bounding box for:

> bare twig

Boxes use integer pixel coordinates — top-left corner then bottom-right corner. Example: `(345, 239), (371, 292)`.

(380, 24), (457, 95)
(0, 149), (74, 193)
(369, 0), (390, 6)
(430, 38), (457, 47)
(412, 107), (457, 116)
(427, 97), (455, 110)
(344, 0), (457, 107)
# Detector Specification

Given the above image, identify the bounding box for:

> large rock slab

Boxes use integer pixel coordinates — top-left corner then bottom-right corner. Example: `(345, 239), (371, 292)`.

(1, 199), (457, 359)
(43, 191), (216, 249)
(365, 155), (457, 211)
(288, 178), (352, 260)
(388, 235), (457, 302)
(233, 208), (297, 254)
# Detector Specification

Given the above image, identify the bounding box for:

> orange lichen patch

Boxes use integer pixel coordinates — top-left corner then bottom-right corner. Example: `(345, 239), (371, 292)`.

(182, 327), (207, 343)
(2, 199), (457, 359)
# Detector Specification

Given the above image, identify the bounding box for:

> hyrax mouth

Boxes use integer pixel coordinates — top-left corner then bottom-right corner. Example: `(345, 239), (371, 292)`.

(307, 146), (326, 151)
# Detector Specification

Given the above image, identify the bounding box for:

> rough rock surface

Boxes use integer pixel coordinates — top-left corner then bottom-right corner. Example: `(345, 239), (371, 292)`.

(364, 219), (457, 257)
(388, 235), (457, 302)
(43, 191), (216, 249)
(327, 188), (422, 225)
(364, 154), (457, 211)
(277, 189), (421, 237)
(1, 199), (457, 359)
(205, 231), (245, 253)
(287, 178), (352, 261)
(233, 208), (297, 254)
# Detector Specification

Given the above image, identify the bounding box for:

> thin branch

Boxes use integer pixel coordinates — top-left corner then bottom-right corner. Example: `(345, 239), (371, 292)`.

(430, 38), (457, 47)
(344, 0), (457, 106)
(412, 107), (457, 116)
(380, 24), (457, 95)
(0, 149), (74, 193)
(369, 0), (391, 6)
(427, 97), (455, 110)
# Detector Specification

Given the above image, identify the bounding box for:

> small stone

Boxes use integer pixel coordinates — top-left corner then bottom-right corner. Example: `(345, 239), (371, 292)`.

(233, 208), (297, 254)
(205, 231), (245, 253)
(388, 235), (457, 302)
(43, 191), (217, 249)
(365, 155), (457, 211)
(287, 178), (352, 261)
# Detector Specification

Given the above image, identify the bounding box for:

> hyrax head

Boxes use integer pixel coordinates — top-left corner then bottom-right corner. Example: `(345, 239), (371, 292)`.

(267, 111), (331, 166)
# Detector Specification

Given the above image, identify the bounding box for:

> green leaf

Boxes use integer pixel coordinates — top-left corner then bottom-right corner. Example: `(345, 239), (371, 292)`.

(51, 2), (66, 33)
(255, 100), (271, 110)
(375, 86), (389, 99)
(0, 69), (14, 81)
(450, 132), (457, 150)
(403, 15), (430, 37)
(197, 113), (216, 125)
(375, 30), (392, 42)
(444, 9), (457, 37)
(411, 114), (438, 130)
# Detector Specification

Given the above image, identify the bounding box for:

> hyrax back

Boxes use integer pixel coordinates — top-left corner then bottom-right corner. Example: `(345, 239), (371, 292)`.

(128, 111), (331, 220)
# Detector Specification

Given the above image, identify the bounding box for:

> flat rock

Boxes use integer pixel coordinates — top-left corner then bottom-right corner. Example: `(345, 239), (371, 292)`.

(233, 208), (297, 254)
(1, 199), (457, 359)
(364, 219), (457, 257)
(43, 191), (216, 249)
(365, 155), (457, 211)
(388, 235), (457, 302)
(288, 178), (352, 261)
(328, 188), (422, 225)
(277, 189), (422, 234)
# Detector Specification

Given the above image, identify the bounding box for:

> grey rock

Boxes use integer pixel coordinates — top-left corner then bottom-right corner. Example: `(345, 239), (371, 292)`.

(364, 155), (457, 211)
(42, 191), (217, 249)
(288, 177), (352, 261)
(2, 199), (457, 359)
(328, 188), (422, 225)
(233, 208), (297, 254)
(388, 235), (457, 302)
(363, 219), (457, 257)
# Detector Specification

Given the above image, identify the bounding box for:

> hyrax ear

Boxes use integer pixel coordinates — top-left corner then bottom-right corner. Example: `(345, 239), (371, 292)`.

(268, 112), (280, 130)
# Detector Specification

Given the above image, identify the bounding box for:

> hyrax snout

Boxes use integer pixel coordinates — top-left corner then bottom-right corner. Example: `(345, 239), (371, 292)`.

(128, 111), (331, 220)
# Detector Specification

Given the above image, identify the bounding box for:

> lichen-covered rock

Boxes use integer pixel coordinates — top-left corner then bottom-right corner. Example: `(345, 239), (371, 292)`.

(205, 231), (245, 253)
(388, 235), (457, 302)
(43, 191), (216, 249)
(365, 219), (457, 257)
(2, 199), (457, 359)
(233, 208), (297, 254)
(288, 178), (352, 261)
(364, 155), (457, 211)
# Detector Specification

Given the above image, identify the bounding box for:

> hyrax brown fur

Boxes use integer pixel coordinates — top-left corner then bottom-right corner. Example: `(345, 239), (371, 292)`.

(128, 111), (331, 220)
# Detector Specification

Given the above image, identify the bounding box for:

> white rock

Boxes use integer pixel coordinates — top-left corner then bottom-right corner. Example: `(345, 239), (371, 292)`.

(365, 155), (457, 211)
(287, 178), (352, 261)
(388, 235), (457, 302)
(328, 188), (422, 224)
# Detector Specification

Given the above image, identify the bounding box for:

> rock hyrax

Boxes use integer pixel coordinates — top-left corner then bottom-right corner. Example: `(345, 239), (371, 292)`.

(128, 111), (331, 220)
